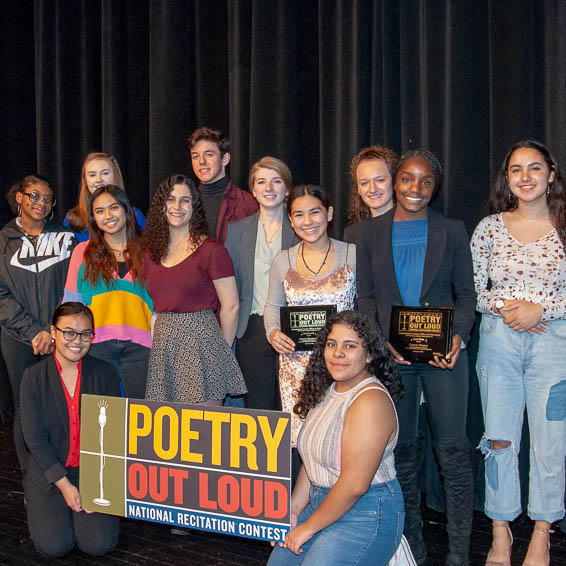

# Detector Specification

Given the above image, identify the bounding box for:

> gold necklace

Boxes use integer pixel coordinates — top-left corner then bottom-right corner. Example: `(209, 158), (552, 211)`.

(110, 247), (127, 260)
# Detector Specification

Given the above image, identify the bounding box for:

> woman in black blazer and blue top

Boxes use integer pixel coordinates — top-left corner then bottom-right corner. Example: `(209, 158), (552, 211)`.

(20, 302), (120, 558)
(356, 150), (476, 566)
(225, 157), (298, 409)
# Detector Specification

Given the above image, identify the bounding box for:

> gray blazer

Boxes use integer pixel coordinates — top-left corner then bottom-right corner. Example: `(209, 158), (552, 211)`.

(356, 207), (476, 343)
(226, 212), (298, 338)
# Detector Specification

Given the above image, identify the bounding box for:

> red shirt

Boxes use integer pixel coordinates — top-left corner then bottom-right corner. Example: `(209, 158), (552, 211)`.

(54, 354), (82, 468)
(143, 237), (235, 313)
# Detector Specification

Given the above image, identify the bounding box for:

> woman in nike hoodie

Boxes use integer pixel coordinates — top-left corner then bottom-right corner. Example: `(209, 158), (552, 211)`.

(0, 175), (76, 473)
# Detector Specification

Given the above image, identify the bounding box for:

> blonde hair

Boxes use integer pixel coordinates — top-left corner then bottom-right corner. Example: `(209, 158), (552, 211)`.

(248, 156), (293, 193)
(67, 152), (125, 232)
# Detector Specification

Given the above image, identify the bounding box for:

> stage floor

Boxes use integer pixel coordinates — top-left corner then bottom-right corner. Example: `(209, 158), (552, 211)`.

(0, 425), (564, 566)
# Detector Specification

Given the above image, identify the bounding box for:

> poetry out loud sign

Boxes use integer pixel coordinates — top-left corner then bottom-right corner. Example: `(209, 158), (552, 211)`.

(79, 396), (292, 542)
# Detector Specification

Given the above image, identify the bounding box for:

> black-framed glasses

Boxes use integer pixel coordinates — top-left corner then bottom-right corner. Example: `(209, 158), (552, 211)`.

(54, 326), (95, 342)
(22, 191), (55, 205)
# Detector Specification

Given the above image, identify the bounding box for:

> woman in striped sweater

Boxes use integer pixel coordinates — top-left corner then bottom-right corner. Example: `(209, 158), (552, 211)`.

(268, 310), (404, 566)
(63, 185), (153, 399)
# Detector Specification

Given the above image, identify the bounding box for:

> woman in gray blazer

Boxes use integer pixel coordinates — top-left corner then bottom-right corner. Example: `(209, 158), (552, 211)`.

(225, 157), (297, 410)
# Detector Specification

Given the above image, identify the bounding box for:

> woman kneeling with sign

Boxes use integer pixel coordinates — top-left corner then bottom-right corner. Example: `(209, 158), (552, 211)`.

(268, 310), (404, 566)
(20, 302), (121, 557)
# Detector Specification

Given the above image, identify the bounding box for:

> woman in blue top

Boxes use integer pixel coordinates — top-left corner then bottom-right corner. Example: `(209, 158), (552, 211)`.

(356, 150), (476, 566)
(64, 152), (145, 241)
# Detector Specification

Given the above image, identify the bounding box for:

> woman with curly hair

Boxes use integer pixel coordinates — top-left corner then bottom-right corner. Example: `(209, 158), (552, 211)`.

(357, 150), (476, 565)
(343, 145), (398, 244)
(268, 310), (404, 566)
(64, 152), (145, 242)
(471, 140), (566, 566)
(142, 174), (246, 406)
(63, 185), (153, 399)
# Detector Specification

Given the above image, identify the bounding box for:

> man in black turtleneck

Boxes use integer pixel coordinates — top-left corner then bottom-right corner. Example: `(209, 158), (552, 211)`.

(187, 127), (258, 244)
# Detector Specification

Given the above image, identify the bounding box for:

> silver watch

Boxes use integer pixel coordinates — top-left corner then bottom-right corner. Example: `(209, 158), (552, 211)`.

(495, 299), (505, 310)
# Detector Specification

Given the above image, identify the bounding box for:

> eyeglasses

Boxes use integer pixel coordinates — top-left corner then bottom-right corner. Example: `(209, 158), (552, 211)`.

(54, 326), (95, 342)
(22, 191), (55, 205)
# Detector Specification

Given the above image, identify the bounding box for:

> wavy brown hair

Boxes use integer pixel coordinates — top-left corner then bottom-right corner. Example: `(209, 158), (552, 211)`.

(142, 174), (208, 263)
(82, 185), (144, 287)
(487, 140), (566, 247)
(347, 145), (398, 225)
(67, 152), (125, 233)
(294, 310), (402, 418)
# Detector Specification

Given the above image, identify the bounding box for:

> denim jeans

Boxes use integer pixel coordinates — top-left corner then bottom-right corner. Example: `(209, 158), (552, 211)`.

(477, 314), (566, 522)
(88, 340), (150, 399)
(267, 480), (404, 566)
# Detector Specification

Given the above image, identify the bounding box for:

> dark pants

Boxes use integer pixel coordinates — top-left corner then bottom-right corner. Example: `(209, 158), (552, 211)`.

(24, 462), (119, 558)
(1, 331), (42, 472)
(89, 340), (150, 399)
(235, 315), (281, 411)
(395, 350), (473, 566)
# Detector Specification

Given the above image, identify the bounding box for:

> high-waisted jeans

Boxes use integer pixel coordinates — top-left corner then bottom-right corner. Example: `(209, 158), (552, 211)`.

(267, 480), (404, 566)
(477, 314), (566, 522)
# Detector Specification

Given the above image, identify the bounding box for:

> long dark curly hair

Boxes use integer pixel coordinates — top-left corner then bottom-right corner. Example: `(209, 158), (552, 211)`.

(83, 185), (144, 287)
(294, 310), (402, 418)
(487, 140), (566, 247)
(142, 174), (208, 263)
(347, 145), (398, 225)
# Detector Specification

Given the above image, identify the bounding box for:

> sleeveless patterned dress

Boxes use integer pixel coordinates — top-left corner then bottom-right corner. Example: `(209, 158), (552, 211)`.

(280, 258), (356, 446)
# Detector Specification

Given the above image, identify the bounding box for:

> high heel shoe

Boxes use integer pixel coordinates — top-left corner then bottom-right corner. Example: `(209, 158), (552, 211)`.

(485, 522), (513, 566)
(521, 525), (554, 566)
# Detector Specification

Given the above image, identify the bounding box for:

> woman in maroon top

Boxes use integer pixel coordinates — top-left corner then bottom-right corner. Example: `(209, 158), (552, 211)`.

(20, 302), (120, 557)
(142, 174), (246, 405)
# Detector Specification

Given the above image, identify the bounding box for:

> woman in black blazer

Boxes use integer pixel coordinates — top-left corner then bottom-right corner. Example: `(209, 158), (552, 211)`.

(20, 302), (120, 558)
(356, 150), (476, 566)
(225, 156), (298, 409)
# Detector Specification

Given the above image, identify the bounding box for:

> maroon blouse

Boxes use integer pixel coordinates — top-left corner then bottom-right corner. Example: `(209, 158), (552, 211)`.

(143, 237), (235, 313)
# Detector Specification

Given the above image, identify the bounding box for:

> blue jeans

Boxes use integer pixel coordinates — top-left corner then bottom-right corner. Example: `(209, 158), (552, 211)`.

(267, 480), (404, 566)
(477, 314), (566, 522)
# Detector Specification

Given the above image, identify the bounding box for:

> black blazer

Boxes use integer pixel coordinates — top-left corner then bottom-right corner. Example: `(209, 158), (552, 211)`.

(226, 211), (298, 338)
(356, 207), (476, 343)
(20, 355), (121, 484)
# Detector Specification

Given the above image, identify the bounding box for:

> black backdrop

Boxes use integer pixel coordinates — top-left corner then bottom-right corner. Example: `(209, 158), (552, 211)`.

(2, 0), (566, 235)
(2, 0), (566, 511)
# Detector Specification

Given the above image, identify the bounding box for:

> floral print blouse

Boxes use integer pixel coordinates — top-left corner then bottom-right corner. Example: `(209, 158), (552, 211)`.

(471, 213), (566, 320)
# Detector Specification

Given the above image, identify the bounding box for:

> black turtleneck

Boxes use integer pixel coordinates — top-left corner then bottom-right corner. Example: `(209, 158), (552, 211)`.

(199, 176), (229, 237)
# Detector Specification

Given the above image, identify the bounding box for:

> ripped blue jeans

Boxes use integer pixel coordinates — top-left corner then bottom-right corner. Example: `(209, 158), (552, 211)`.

(477, 314), (566, 522)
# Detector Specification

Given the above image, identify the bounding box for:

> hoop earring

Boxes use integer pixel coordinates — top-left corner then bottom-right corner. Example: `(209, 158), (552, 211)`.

(17, 202), (22, 218)
(48, 209), (54, 221)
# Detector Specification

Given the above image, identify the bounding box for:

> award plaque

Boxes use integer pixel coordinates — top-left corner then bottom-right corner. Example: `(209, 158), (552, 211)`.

(389, 306), (454, 362)
(280, 305), (337, 351)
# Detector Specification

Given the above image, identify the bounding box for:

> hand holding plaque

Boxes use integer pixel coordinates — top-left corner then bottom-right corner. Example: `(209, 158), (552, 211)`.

(280, 305), (337, 351)
(389, 306), (454, 363)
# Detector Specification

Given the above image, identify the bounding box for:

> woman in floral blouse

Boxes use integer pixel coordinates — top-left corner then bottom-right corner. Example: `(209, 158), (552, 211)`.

(471, 140), (566, 566)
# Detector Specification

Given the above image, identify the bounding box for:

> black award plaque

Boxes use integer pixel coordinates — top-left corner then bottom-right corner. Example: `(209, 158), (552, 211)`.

(280, 305), (337, 351)
(389, 306), (454, 362)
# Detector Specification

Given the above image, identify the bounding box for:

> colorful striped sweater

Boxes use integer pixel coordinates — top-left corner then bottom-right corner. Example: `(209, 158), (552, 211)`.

(63, 241), (153, 347)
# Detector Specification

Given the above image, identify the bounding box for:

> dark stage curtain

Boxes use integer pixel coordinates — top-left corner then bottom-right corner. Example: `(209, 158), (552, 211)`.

(2, 0), (566, 516)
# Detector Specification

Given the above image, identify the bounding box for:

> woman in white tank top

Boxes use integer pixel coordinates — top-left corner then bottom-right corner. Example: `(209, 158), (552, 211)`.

(268, 310), (405, 566)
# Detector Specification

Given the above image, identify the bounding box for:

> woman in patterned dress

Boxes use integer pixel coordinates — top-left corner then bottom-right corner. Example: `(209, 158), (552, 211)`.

(471, 140), (566, 566)
(142, 174), (246, 406)
(264, 185), (356, 454)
